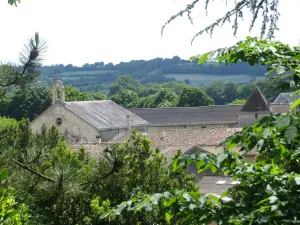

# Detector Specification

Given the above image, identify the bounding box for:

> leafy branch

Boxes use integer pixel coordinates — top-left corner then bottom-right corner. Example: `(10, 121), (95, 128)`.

(162, 0), (280, 43)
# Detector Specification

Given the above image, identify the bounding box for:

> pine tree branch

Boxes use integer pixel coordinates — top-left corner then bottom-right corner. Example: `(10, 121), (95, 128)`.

(12, 158), (56, 183)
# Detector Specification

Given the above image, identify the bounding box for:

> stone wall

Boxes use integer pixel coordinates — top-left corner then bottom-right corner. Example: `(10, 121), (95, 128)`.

(238, 113), (270, 127)
(30, 102), (99, 143)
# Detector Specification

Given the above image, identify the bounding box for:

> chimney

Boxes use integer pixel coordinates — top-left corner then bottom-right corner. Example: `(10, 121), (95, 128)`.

(96, 135), (102, 143)
(126, 114), (131, 132)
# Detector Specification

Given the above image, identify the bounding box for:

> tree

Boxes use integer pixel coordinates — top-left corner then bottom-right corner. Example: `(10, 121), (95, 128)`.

(163, 0), (280, 43)
(224, 82), (238, 103)
(0, 33), (47, 94)
(89, 131), (197, 224)
(4, 86), (51, 121)
(151, 88), (178, 107)
(65, 85), (92, 101)
(237, 82), (258, 99)
(110, 90), (139, 108)
(177, 86), (214, 107)
(230, 99), (247, 104)
(197, 37), (300, 106)
(108, 83), (124, 96)
(205, 80), (225, 105)
(113, 75), (142, 93)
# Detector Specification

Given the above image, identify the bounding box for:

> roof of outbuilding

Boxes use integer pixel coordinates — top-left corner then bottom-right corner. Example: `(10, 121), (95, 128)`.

(128, 105), (243, 126)
(273, 92), (300, 104)
(65, 100), (149, 130)
(198, 176), (236, 195)
(241, 87), (272, 113)
(110, 128), (242, 146)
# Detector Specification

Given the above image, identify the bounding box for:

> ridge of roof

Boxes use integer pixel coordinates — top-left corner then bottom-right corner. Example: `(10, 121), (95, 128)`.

(241, 87), (272, 113)
(129, 104), (243, 110)
(65, 100), (111, 103)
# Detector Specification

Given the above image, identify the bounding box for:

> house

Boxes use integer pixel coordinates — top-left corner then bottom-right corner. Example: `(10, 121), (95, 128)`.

(30, 79), (149, 143)
(128, 87), (290, 132)
(273, 92), (300, 105)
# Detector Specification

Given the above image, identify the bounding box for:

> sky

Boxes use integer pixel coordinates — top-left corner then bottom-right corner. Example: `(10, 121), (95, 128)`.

(0, 0), (299, 66)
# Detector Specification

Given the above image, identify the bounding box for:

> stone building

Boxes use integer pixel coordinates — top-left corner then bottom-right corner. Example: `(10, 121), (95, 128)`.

(30, 79), (149, 143)
(128, 87), (290, 132)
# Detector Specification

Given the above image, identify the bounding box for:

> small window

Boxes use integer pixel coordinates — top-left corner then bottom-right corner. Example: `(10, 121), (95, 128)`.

(56, 117), (63, 126)
(255, 114), (258, 119)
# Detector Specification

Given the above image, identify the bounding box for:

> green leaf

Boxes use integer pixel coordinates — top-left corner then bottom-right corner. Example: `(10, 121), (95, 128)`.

(276, 117), (291, 130)
(165, 212), (173, 224)
(221, 190), (229, 198)
(115, 203), (127, 215)
(182, 193), (191, 202)
(151, 193), (163, 205)
(290, 98), (300, 110)
(269, 196), (278, 204)
(197, 53), (209, 65)
(216, 153), (228, 165)
(285, 125), (298, 142)
(0, 169), (8, 181)
(294, 176), (300, 185)
(3, 210), (19, 220)
(256, 139), (265, 151)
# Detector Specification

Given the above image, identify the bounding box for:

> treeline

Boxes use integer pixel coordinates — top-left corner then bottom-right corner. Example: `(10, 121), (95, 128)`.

(42, 56), (267, 90)
(0, 75), (283, 122)
(43, 56), (266, 77)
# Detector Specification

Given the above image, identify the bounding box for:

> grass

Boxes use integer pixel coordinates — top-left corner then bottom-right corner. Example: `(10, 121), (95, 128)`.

(59, 70), (118, 77)
(164, 74), (265, 85)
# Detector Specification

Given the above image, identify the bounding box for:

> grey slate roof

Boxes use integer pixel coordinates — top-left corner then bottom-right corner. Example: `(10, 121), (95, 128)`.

(241, 87), (272, 113)
(273, 92), (300, 104)
(198, 176), (236, 195)
(128, 105), (243, 126)
(65, 100), (149, 130)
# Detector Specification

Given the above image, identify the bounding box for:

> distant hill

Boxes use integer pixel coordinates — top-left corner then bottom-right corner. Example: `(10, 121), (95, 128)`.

(41, 56), (267, 91)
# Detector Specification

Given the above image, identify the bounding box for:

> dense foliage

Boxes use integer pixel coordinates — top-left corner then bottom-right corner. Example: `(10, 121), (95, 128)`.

(99, 111), (300, 224)
(196, 37), (299, 102)
(0, 169), (28, 225)
(0, 117), (196, 225)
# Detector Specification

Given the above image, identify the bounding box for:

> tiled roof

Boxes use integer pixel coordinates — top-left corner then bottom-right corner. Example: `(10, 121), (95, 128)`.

(65, 100), (149, 130)
(198, 176), (236, 195)
(128, 105), (243, 126)
(110, 128), (242, 146)
(273, 92), (300, 104)
(241, 87), (272, 113)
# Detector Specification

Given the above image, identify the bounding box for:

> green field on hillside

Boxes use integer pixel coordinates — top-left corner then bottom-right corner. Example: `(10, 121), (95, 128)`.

(58, 70), (118, 77)
(164, 74), (265, 85)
